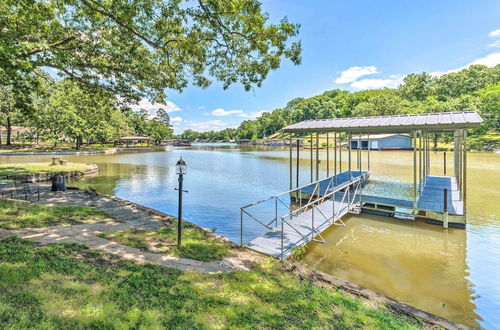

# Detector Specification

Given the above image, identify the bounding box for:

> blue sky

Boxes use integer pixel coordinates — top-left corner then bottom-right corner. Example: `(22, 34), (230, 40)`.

(134, 0), (500, 133)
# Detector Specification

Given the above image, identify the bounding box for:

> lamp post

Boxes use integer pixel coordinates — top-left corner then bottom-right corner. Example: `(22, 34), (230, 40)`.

(175, 157), (188, 247)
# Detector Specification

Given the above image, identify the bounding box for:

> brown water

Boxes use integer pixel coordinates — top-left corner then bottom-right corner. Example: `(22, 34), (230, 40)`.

(1, 145), (498, 328)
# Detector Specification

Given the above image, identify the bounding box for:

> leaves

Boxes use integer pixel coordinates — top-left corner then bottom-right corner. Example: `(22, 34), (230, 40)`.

(2, 0), (301, 101)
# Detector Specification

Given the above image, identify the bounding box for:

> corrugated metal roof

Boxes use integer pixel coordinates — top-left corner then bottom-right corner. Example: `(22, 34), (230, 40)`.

(282, 111), (483, 133)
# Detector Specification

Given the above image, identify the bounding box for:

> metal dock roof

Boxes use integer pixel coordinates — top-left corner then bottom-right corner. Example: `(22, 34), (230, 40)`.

(282, 111), (483, 133)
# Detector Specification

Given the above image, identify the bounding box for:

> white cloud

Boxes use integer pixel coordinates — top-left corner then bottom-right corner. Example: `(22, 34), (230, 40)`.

(129, 98), (181, 115)
(488, 29), (500, 38)
(350, 76), (404, 90)
(430, 52), (500, 77)
(170, 116), (183, 124)
(487, 40), (500, 48)
(238, 110), (268, 119)
(211, 108), (244, 116)
(335, 66), (379, 84)
(184, 120), (232, 132)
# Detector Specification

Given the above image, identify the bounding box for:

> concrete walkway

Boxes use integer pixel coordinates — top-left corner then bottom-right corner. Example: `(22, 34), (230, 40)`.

(5, 187), (240, 274)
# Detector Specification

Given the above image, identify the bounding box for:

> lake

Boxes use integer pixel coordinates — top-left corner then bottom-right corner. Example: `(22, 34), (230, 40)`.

(1, 143), (498, 328)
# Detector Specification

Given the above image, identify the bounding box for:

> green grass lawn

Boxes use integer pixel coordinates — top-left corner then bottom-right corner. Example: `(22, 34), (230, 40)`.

(98, 222), (232, 262)
(0, 162), (96, 178)
(0, 236), (424, 329)
(0, 199), (115, 229)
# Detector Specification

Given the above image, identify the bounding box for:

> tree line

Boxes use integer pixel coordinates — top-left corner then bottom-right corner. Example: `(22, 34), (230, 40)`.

(0, 0), (301, 148)
(0, 78), (174, 148)
(178, 64), (500, 149)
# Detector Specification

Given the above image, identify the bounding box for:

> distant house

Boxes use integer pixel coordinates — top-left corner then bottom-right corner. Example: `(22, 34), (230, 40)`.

(0, 126), (33, 141)
(350, 134), (412, 150)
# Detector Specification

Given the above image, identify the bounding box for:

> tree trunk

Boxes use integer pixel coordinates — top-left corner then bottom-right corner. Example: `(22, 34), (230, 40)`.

(75, 136), (83, 150)
(6, 115), (12, 145)
(433, 134), (438, 150)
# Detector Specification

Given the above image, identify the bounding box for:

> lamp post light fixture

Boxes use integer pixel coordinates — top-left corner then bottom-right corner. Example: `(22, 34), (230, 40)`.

(175, 157), (188, 247)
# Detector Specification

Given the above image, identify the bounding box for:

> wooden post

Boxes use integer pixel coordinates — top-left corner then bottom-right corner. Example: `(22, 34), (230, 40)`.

(289, 137), (293, 191)
(316, 133), (319, 181)
(339, 133), (342, 174)
(413, 131), (417, 211)
(443, 188), (449, 229)
(359, 132), (362, 172)
(348, 133), (352, 179)
(326, 132), (329, 177)
(418, 131), (422, 192)
(334, 132), (337, 179)
(367, 133), (370, 172)
(443, 151), (447, 176)
(310, 133), (313, 182)
(463, 130), (467, 220)
(296, 139), (300, 188)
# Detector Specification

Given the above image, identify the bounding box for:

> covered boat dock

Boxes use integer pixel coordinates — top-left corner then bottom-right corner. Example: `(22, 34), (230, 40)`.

(240, 111), (483, 259)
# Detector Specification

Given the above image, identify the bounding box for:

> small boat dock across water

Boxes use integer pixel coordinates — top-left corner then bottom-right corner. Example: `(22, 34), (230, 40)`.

(240, 111), (483, 259)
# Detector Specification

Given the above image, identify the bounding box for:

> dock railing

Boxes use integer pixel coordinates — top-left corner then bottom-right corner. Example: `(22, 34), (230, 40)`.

(240, 173), (343, 246)
(279, 177), (362, 259)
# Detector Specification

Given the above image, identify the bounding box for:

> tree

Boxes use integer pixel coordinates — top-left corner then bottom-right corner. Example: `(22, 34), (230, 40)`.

(478, 82), (500, 132)
(352, 90), (411, 117)
(2, 0), (301, 106)
(435, 65), (500, 100)
(399, 72), (435, 101)
(0, 85), (16, 145)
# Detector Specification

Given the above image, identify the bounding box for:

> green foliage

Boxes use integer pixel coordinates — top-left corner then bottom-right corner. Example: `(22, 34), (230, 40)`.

(0, 237), (423, 328)
(0, 199), (114, 229)
(179, 64), (500, 150)
(1, 0), (301, 101)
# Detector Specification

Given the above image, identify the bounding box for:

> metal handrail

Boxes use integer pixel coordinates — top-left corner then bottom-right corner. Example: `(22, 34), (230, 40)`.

(283, 177), (360, 220)
(279, 178), (363, 259)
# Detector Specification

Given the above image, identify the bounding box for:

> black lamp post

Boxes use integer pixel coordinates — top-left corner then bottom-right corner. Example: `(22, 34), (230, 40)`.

(175, 157), (187, 247)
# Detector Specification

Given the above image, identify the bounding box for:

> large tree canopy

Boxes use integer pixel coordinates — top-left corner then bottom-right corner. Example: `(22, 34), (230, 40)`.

(1, 0), (301, 103)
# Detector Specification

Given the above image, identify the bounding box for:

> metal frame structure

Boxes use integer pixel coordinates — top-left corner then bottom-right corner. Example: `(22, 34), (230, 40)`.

(240, 111), (482, 260)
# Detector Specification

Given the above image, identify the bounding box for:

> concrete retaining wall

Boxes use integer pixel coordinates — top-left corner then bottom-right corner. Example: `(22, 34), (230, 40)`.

(4, 165), (98, 183)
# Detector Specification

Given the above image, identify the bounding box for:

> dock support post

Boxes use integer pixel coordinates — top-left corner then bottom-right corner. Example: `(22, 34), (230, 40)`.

(334, 132), (337, 182)
(419, 131), (422, 192)
(443, 188), (449, 228)
(296, 139), (300, 189)
(326, 132), (329, 177)
(367, 133), (370, 172)
(316, 133), (319, 182)
(348, 133), (352, 180)
(240, 210), (243, 246)
(413, 131), (417, 212)
(443, 151), (447, 176)
(358, 132), (361, 171)
(339, 133), (342, 174)
(275, 197), (278, 227)
(289, 137), (293, 191)
(281, 220), (284, 261)
(310, 134), (313, 182)
(463, 130), (467, 221)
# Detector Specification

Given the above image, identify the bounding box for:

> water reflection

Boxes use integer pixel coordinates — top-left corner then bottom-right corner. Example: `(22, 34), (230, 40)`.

(303, 215), (477, 327)
(0, 144), (498, 328)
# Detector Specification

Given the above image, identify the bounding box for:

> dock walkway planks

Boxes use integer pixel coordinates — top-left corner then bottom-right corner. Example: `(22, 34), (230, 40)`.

(417, 176), (463, 215)
(246, 199), (350, 258)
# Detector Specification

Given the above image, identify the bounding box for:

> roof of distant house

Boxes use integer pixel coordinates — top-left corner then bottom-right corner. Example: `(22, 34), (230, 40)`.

(118, 136), (152, 141)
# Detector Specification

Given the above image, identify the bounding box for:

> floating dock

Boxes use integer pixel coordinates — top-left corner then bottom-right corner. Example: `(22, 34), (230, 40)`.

(240, 112), (482, 259)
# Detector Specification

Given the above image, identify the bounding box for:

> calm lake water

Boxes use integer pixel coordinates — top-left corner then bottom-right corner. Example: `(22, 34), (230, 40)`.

(1, 144), (499, 328)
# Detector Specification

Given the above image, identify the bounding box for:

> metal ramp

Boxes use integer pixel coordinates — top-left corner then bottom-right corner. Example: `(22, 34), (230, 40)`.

(240, 171), (367, 259)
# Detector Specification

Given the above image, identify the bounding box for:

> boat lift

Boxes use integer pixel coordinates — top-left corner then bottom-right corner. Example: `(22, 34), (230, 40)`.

(240, 111), (483, 259)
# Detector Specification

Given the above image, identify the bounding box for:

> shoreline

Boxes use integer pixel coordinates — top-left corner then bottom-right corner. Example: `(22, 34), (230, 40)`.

(0, 148), (117, 156)
(1, 164), (98, 183)
(94, 190), (469, 329)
